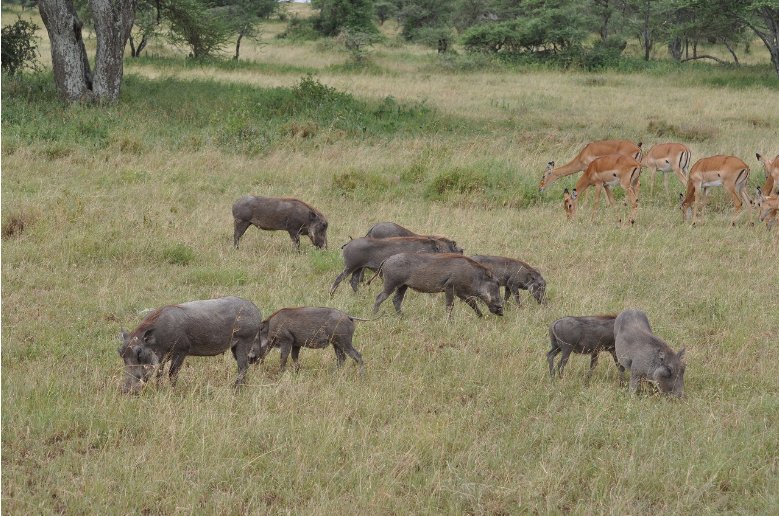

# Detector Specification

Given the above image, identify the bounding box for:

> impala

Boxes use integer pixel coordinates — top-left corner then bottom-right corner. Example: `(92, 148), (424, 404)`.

(568, 154), (642, 224)
(755, 187), (779, 228)
(679, 155), (752, 225)
(756, 153), (779, 196)
(563, 188), (577, 220)
(539, 139), (642, 192)
(641, 143), (691, 194)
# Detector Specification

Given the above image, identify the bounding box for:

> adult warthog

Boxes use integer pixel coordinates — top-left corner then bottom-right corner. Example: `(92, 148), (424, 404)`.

(615, 309), (686, 397)
(117, 297), (261, 394)
(370, 253), (504, 319)
(232, 195), (328, 251)
(330, 236), (459, 296)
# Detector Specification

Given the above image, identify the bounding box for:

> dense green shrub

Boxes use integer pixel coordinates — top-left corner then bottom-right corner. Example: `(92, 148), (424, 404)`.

(1, 18), (39, 75)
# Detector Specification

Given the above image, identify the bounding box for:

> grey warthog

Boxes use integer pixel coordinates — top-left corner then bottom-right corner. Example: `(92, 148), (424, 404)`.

(248, 307), (366, 374)
(615, 309), (686, 397)
(364, 222), (463, 253)
(330, 236), (458, 296)
(470, 255), (546, 306)
(117, 297), (262, 394)
(547, 315), (618, 379)
(370, 253), (504, 318)
(232, 195), (328, 251)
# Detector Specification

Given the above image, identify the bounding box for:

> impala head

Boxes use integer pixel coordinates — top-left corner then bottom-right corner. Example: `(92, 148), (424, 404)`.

(563, 188), (577, 220)
(755, 186), (779, 225)
(679, 192), (693, 222)
(539, 161), (555, 192)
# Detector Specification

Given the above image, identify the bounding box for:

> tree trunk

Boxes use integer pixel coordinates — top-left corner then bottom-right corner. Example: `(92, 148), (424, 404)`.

(38, 0), (92, 101)
(234, 32), (243, 60)
(668, 37), (682, 61)
(129, 34), (148, 58)
(91, 0), (134, 102)
(723, 40), (740, 65)
(743, 7), (779, 78)
(642, 4), (652, 61)
(39, 0), (133, 103)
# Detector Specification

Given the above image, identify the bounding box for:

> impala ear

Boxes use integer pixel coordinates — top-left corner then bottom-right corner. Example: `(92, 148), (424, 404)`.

(547, 161), (555, 168)
(756, 152), (762, 161)
(636, 141), (643, 148)
(571, 188), (577, 200)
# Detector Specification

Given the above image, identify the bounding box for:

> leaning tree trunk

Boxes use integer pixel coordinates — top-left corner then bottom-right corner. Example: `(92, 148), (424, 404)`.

(39, 0), (134, 103)
(38, 0), (92, 101)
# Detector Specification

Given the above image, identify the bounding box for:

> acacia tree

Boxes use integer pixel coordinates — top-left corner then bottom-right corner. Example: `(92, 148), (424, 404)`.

(38, 0), (134, 102)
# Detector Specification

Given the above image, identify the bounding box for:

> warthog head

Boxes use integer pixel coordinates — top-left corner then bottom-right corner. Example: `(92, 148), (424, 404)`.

(539, 161), (555, 192)
(247, 320), (271, 364)
(527, 271), (547, 305)
(434, 236), (463, 254)
(307, 213), (328, 249)
(652, 347), (686, 397)
(117, 329), (160, 394)
(482, 274), (504, 316)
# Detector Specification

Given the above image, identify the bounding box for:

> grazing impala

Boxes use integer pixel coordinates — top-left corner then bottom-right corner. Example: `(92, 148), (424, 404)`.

(568, 154), (642, 224)
(539, 139), (642, 192)
(756, 153), (779, 195)
(755, 187), (779, 228)
(641, 143), (691, 194)
(679, 155), (752, 225)
(563, 188), (577, 219)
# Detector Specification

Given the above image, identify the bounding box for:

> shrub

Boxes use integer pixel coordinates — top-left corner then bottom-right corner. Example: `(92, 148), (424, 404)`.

(1, 18), (40, 75)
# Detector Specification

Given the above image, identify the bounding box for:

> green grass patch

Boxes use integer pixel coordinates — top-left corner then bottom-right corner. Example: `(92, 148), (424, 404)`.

(161, 243), (196, 265)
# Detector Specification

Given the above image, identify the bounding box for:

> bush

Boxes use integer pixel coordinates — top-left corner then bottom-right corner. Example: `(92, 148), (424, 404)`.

(278, 15), (320, 41)
(1, 18), (39, 75)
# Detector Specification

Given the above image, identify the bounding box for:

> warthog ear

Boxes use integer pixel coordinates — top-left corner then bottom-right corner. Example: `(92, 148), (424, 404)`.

(656, 365), (672, 378)
(117, 329), (129, 356)
(658, 351), (666, 362)
(141, 329), (156, 346)
(309, 211), (317, 221)
(677, 348), (686, 361)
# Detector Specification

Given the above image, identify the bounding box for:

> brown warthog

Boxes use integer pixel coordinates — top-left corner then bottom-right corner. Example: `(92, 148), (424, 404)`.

(117, 297), (262, 394)
(248, 307), (365, 374)
(547, 315), (618, 379)
(371, 253), (504, 318)
(330, 236), (458, 296)
(615, 309), (686, 397)
(232, 195), (328, 251)
(364, 222), (463, 253)
(470, 255), (546, 306)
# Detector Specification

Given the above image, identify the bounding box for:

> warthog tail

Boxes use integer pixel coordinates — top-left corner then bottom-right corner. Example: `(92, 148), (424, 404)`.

(365, 261), (386, 285)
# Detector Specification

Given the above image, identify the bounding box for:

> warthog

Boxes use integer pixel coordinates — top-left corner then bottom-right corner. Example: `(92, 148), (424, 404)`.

(615, 309), (686, 397)
(470, 255), (546, 306)
(547, 315), (618, 379)
(371, 252), (504, 318)
(117, 297), (261, 394)
(330, 236), (458, 296)
(248, 307), (365, 373)
(232, 195), (328, 251)
(365, 222), (463, 253)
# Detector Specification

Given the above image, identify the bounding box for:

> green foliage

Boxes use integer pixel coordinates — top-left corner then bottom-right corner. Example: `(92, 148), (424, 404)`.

(312, 0), (378, 37)
(164, 0), (234, 58)
(1, 18), (39, 75)
(397, 0), (454, 41)
(339, 27), (383, 63)
(278, 14), (321, 40)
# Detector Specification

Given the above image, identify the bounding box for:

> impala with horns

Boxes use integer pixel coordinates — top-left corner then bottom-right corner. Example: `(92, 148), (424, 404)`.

(679, 155), (752, 225)
(641, 143), (691, 194)
(539, 139), (642, 192)
(756, 153), (779, 196)
(567, 154), (642, 224)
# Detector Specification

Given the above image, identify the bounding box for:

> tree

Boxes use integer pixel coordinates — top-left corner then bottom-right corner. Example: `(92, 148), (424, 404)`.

(736, 0), (779, 77)
(38, 0), (134, 102)
(311, 0), (378, 37)
(164, 0), (234, 58)
(397, 0), (454, 40)
(128, 0), (161, 58)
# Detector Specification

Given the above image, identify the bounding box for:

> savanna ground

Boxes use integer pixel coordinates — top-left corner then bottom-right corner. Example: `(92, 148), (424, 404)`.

(2, 4), (779, 513)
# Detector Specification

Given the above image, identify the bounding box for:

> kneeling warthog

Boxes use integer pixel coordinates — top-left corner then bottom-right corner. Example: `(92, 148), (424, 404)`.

(615, 309), (686, 397)
(470, 255), (546, 306)
(248, 307), (365, 374)
(547, 315), (618, 379)
(232, 195), (328, 251)
(117, 297), (262, 394)
(330, 236), (459, 296)
(371, 253), (504, 318)
(365, 222), (463, 253)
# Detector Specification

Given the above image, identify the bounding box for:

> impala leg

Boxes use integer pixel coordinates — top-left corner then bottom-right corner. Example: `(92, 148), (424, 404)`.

(648, 166), (657, 195)
(603, 185), (616, 207)
(591, 186), (601, 220)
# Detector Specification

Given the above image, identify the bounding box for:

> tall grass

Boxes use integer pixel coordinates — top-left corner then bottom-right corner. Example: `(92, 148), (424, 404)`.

(2, 16), (779, 514)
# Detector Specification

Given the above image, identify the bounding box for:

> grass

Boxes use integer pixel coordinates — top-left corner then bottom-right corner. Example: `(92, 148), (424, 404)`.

(2, 4), (779, 513)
